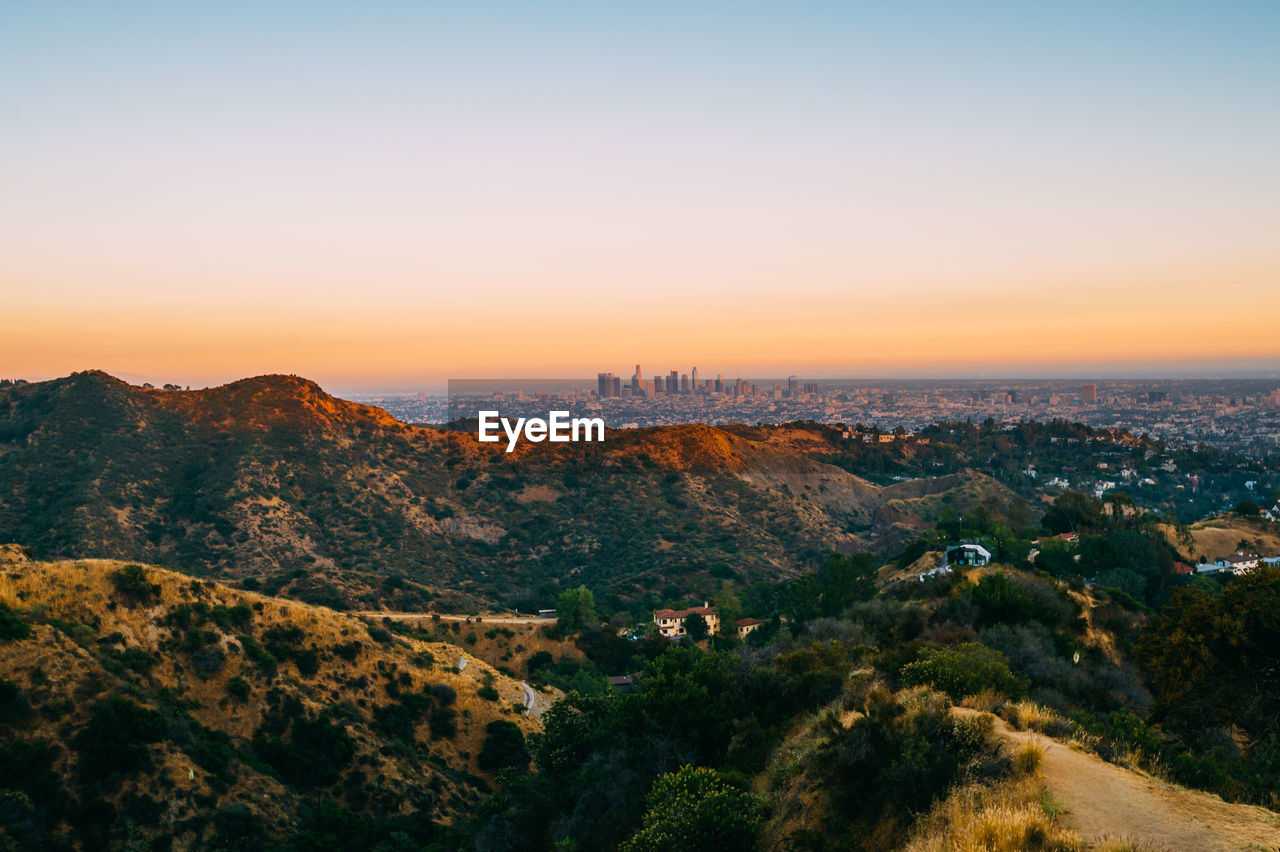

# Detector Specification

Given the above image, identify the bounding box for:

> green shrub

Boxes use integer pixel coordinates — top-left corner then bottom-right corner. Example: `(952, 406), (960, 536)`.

(477, 720), (530, 773)
(333, 641), (362, 662)
(428, 705), (457, 740)
(110, 564), (160, 601)
(0, 739), (67, 810)
(227, 677), (251, 701)
(820, 688), (994, 833)
(0, 603), (30, 641)
(210, 603), (253, 629)
(294, 648), (321, 677)
(115, 647), (156, 672)
(191, 645), (227, 679)
(621, 766), (763, 852)
(901, 643), (1027, 701)
(253, 713), (354, 788)
(238, 634), (278, 676)
(72, 698), (168, 778)
(967, 572), (1070, 627)
(0, 678), (32, 723)
(186, 722), (236, 781)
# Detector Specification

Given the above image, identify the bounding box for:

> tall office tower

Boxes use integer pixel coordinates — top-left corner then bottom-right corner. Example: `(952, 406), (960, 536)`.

(680, 374), (690, 393)
(787, 375), (798, 398)
(715, 375), (724, 393)
(1008, 390), (1019, 404)
(1082, 383), (1098, 404)
(691, 367), (698, 393)
(734, 377), (744, 396)
(669, 370), (679, 393)
(632, 364), (643, 395)
(597, 372), (610, 397)
(610, 375), (622, 397)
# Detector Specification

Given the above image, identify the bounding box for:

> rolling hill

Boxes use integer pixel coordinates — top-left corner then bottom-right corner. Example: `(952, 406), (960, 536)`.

(0, 546), (536, 849)
(0, 371), (1021, 612)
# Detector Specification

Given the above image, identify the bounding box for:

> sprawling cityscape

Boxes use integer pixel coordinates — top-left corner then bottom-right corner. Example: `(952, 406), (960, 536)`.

(346, 367), (1280, 456)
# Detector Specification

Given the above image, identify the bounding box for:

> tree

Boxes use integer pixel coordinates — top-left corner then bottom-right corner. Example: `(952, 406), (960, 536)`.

(110, 564), (160, 602)
(621, 766), (763, 852)
(477, 720), (530, 773)
(556, 586), (597, 633)
(1042, 490), (1104, 534)
(900, 643), (1027, 701)
(1233, 499), (1261, 517)
(818, 552), (877, 616)
(684, 612), (708, 641)
(72, 698), (167, 779)
(782, 574), (822, 624)
(1138, 568), (1280, 740)
(711, 582), (743, 633)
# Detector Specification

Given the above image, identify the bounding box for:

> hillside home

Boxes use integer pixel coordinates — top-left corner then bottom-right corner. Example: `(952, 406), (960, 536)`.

(735, 617), (764, 639)
(1219, 551), (1259, 575)
(653, 603), (720, 639)
(944, 544), (991, 568)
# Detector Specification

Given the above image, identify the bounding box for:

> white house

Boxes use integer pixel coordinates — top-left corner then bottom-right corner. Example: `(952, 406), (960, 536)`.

(1218, 551), (1259, 575)
(944, 544), (992, 568)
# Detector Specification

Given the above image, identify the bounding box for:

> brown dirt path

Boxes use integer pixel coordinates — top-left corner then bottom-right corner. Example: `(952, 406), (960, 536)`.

(959, 709), (1280, 850)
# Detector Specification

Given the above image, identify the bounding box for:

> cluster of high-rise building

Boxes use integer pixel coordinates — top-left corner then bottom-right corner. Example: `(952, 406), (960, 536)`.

(359, 377), (1280, 458)
(597, 365), (806, 400)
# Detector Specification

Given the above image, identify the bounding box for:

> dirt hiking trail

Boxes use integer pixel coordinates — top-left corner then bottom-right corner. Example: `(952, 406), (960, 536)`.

(959, 709), (1280, 850)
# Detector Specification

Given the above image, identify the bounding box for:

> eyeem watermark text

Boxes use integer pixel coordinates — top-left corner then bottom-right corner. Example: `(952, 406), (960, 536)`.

(478, 410), (605, 452)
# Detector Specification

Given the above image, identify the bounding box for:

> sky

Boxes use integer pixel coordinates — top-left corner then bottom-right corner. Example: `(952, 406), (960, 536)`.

(2, 2), (1278, 390)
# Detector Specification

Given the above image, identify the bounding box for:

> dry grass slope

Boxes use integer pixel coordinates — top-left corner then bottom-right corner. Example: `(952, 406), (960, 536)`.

(0, 547), (540, 846)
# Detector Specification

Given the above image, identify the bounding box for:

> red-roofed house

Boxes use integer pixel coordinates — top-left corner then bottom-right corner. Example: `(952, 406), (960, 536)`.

(735, 617), (764, 639)
(653, 602), (720, 639)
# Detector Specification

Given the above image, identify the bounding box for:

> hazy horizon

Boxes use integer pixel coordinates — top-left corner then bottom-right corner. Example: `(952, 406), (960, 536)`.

(9, 361), (1280, 398)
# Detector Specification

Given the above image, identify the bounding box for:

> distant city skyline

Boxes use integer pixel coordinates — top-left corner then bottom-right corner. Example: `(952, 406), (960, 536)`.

(3, 3), (1278, 386)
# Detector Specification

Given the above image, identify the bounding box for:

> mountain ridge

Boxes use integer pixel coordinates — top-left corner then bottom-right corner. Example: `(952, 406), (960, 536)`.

(0, 371), (1022, 610)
